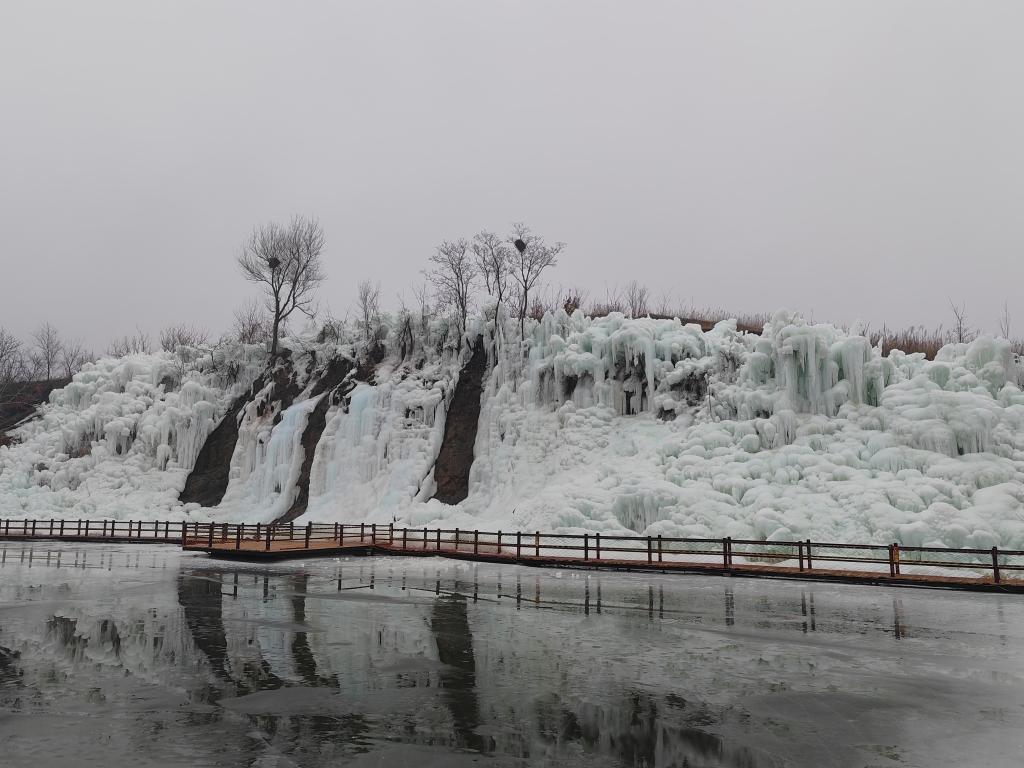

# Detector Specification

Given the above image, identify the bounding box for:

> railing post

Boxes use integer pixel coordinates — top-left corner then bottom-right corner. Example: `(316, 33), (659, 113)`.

(596, 532), (601, 560)
(372, 524), (377, 545)
(59, 519), (65, 537)
(255, 522), (261, 541)
(31, 519), (36, 537)
(474, 530), (479, 555)
(805, 539), (813, 570)
(647, 536), (652, 563)
(235, 525), (242, 550)
(535, 531), (540, 558)
(84, 519), (90, 537)
(360, 522), (365, 542)
(798, 541), (804, 571)
(180, 521), (186, 544)
(888, 544), (896, 577)
(265, 525), (272, 551)
(657, 535), (663, 563)
(207, 523), (214, 548)
(402, 527), (408, 550)
(436, 528), (441, 551)
(334, 522), (339, 542)
(584, 533), (589, 561)
(4, 519), (9, 536)
(221, 522), (227, 542)
(516, 531), (522, 559)
(892, 543), (899, 576)
(423, 526), (428, 550)
(992, 547), (1001, 584)
(305, 522), (312, 548)
(389, 522), (394, 545)
(497, 530), (502, 555)
(49, 519), (54, 537)
(454, 528), (459, 552)
(165, 521), (170, 540)
(289, 522), (294, 540)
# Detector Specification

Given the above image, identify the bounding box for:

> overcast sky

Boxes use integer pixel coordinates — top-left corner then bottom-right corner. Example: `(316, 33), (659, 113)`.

(3, 1), (1023, 350)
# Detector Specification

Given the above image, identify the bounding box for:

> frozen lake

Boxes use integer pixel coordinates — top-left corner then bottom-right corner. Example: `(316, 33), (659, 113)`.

(0, 542), (1021, 767)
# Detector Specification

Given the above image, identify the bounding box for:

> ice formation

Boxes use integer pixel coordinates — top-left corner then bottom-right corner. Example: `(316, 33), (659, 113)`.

(2, 308), (1024, 550)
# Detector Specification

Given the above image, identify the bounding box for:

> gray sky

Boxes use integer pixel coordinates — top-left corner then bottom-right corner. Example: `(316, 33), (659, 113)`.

(3, 1), (1023, 351)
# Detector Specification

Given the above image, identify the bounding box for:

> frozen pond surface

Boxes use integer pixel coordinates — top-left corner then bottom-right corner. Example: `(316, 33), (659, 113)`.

(0, 543), (1021, 767)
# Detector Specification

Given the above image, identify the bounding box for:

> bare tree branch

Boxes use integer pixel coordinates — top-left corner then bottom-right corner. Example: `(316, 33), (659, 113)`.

(237, 215), (326, 356)
(356, 279), (382, 342)
(31, 322), (63, 381)
(508, 223), (565, 339)
(427, 238), (478, 336)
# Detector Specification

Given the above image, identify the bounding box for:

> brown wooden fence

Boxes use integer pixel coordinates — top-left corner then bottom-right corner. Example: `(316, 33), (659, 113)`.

(2, 519), (1022, 589)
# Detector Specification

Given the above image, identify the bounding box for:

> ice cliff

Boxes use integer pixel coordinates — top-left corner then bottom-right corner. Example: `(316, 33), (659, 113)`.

(2, 309), (1024, 550)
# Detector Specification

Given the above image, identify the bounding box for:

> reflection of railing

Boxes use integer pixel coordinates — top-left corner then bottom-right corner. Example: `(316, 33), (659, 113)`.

(2, 519), (1022, 589)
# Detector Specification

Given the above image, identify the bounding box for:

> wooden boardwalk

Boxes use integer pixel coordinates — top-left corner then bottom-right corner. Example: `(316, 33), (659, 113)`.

(2, 518), (1021, 592)
(180, 522), (1024, 594)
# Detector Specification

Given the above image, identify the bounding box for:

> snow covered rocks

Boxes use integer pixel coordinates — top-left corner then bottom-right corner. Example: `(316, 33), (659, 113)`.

(2, 310), (1023, 552)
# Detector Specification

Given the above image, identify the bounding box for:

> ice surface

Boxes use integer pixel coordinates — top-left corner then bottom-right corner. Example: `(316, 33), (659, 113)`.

(3, 311), (1024, 550)
(0, 542), (1022, 767)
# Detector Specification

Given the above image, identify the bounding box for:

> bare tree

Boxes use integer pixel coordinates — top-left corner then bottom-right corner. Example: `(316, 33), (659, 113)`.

(159, 323), (210, 352)
(623, 280), (650, 318)
(232, 299), (269, 345)
(60, 338), (91, 378)
(0, 328), (27, 400)
(947, 298), (976, 344)
(428, 239), (478, 335)
(31, 323), (63, 380)
(472, 231), (511, 312)
(356, 280), (382, 342)
(106, 329), (153, 357)
(508, 223), (565, 339)
(998, 301), (1012, 339)
(238, 215), (326, 357)
(412, 278), (434, 336)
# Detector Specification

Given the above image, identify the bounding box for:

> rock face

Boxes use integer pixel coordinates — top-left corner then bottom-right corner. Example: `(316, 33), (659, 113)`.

(0, 379), (68, 447)
(275, 358), (356, 524)
(432, 338), (487, 505)
(178, 377), (266, 507)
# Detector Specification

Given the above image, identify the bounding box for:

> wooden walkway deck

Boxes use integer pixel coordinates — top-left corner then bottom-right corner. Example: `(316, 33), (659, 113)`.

(2, 519), (1021, 593)
(180, 524), (1024, 594)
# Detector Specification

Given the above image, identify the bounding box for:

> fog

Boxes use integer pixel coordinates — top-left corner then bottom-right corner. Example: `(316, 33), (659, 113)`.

(3, 1), (1022, 350)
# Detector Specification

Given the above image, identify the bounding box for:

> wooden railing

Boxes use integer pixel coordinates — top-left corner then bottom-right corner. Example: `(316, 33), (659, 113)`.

(2, 519), (1021, 586)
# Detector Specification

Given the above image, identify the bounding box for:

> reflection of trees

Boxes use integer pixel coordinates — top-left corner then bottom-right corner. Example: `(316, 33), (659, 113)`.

(177, 571), (284, 695)
(430, 594), (485, 751)
(289, 574), (337, 687)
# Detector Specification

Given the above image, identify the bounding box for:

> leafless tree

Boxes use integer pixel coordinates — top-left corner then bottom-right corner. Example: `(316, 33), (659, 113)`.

(31, 322), (63, 380)
(998, 301), (1012, 339)
(654, 289), (674, 318)
(159, 323), (210, 352)
(428, 239), (478, 335)
(0, 328), (27, 400)
(472, 230), (511, 312)
(356, 280), (382, 342)
(106, 329), (153, 357)
(508, 223), (565, 339)
(624, 280), (650, 318)
(412, 278), (434, 336)
(232, 299), (269, 345)
(238, 215), (326, 357)
(60, 338), (91, 378)
(947, 298), (976, 344)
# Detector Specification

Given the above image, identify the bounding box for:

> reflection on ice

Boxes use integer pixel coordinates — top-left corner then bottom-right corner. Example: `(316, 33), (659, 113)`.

(0, 542), (1022, 767)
